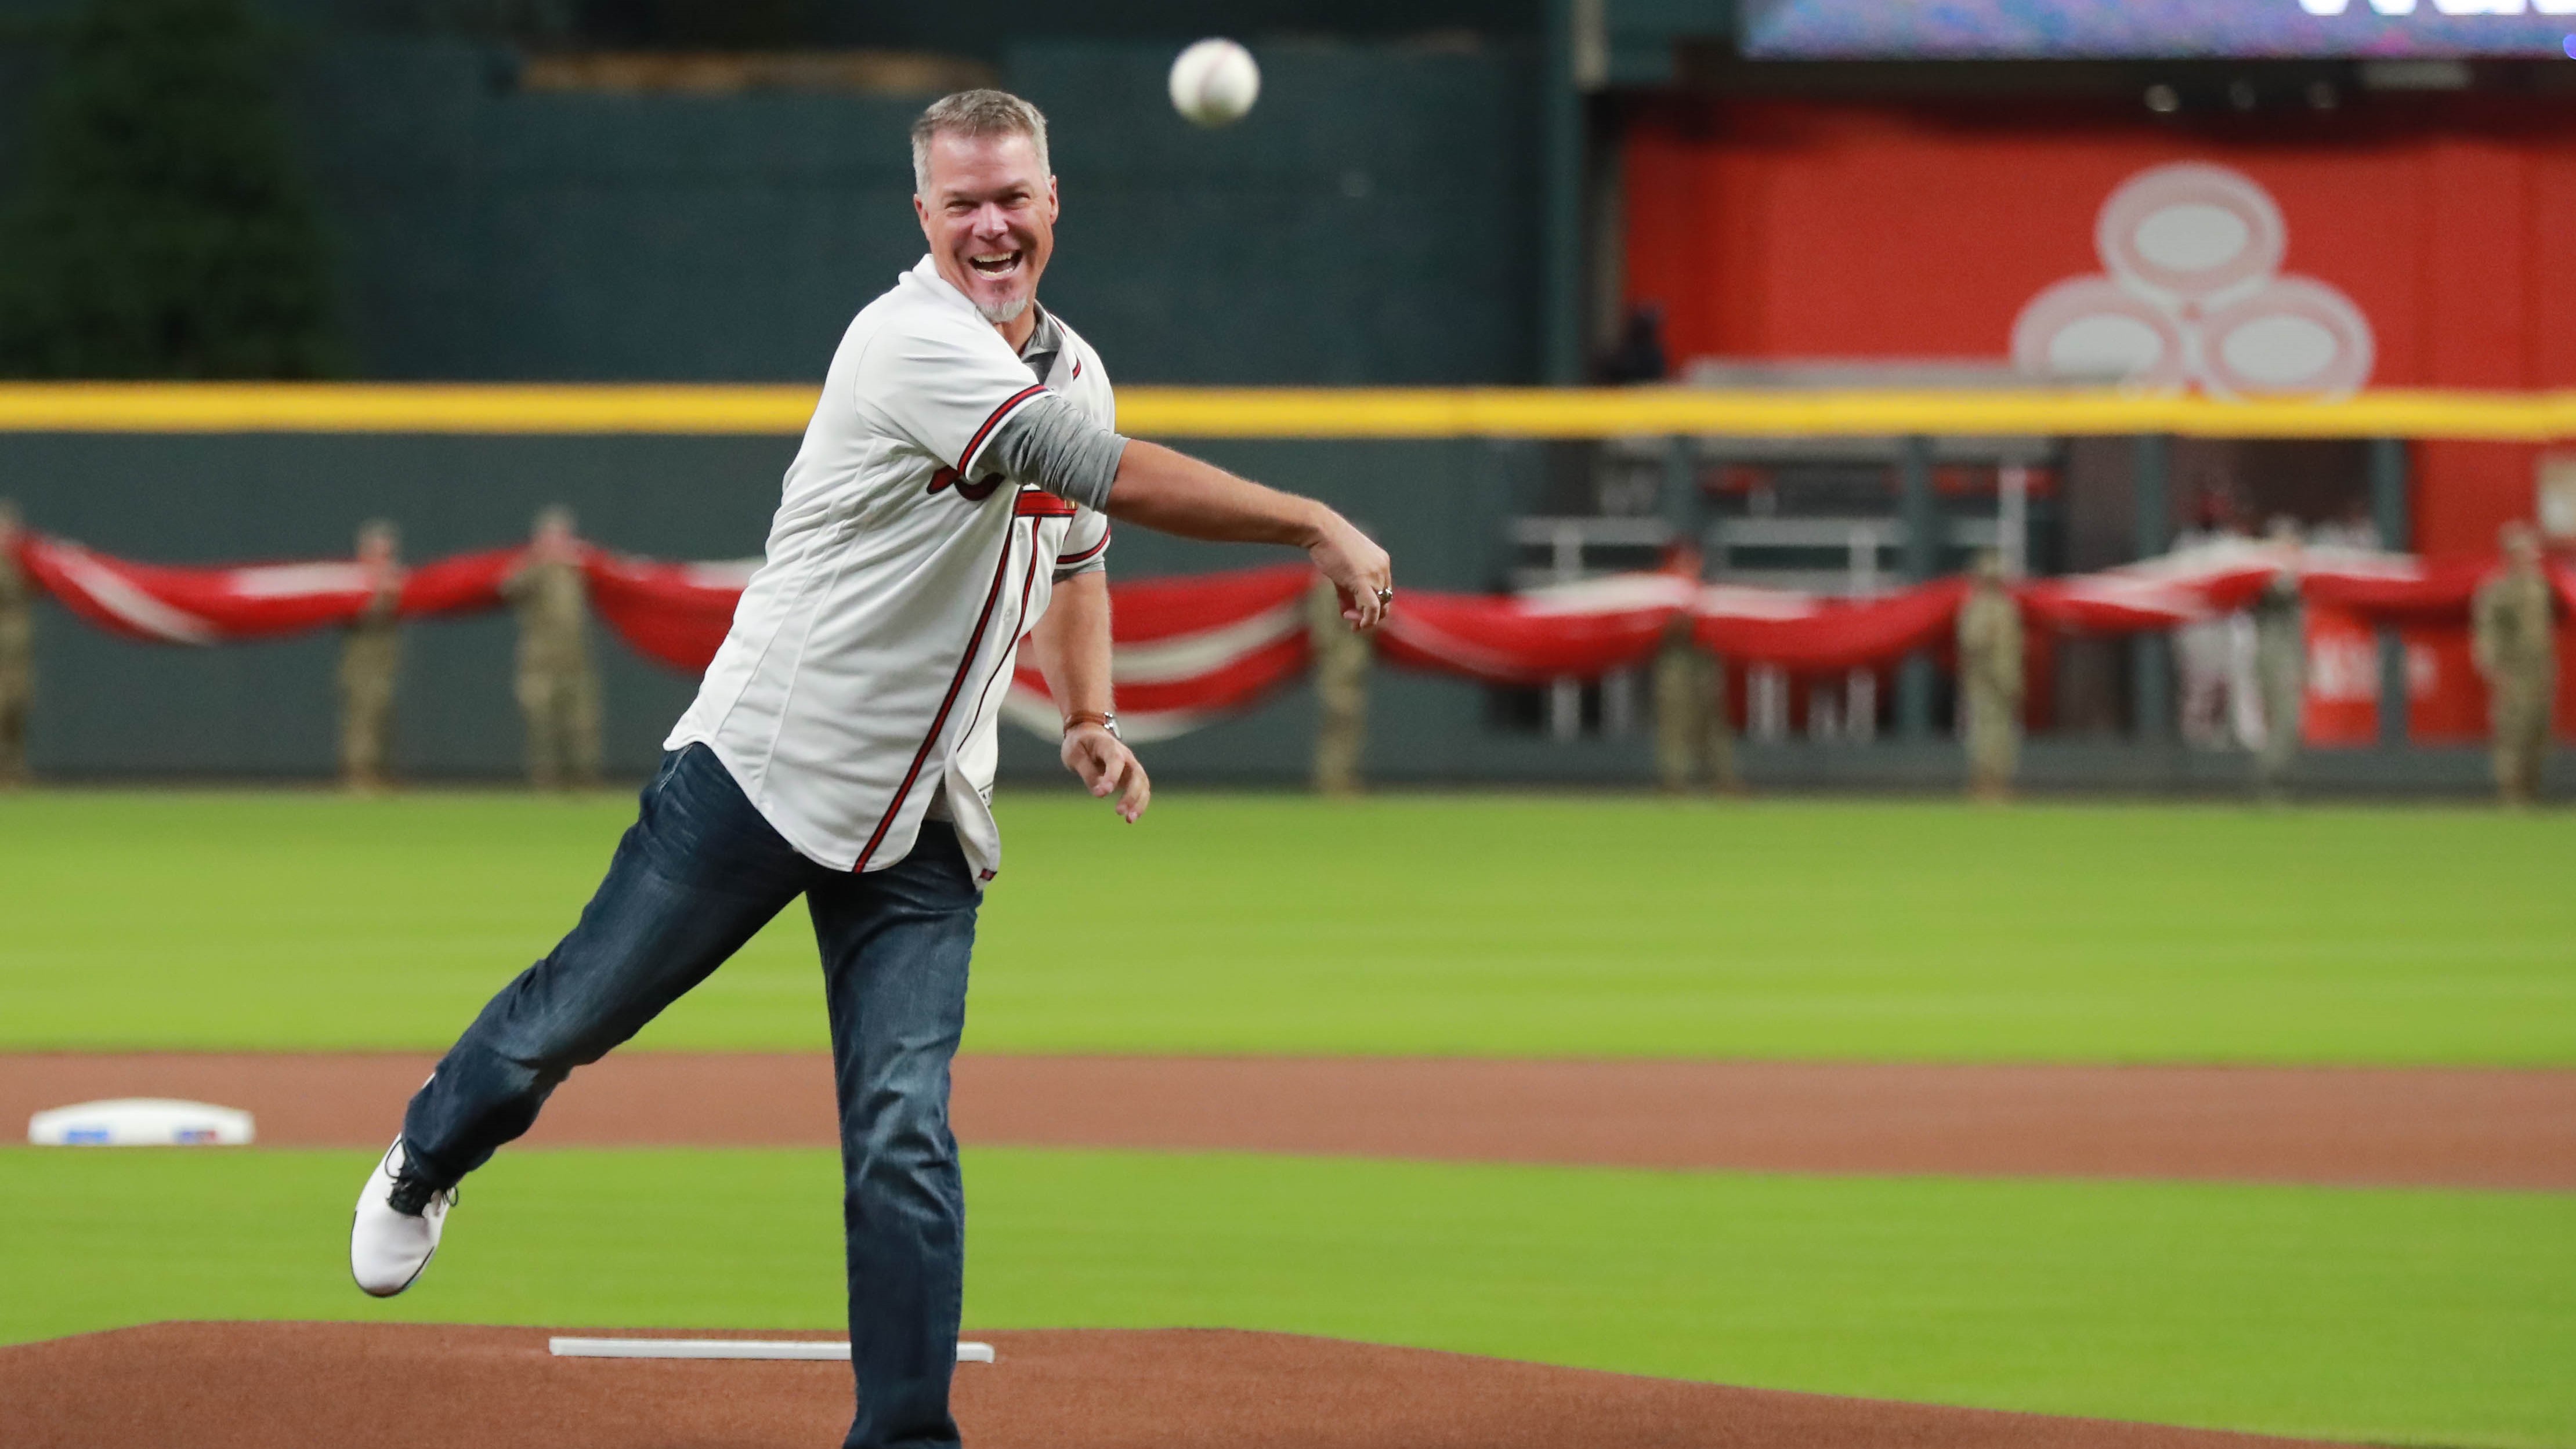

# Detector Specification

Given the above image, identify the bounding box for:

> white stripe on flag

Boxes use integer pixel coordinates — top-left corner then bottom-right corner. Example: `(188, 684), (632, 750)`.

(1108, 602), (1303, 684)
(51, 546), (218, 644)
(1001, 686), (1214, 745)
(225, 562), (372, 598)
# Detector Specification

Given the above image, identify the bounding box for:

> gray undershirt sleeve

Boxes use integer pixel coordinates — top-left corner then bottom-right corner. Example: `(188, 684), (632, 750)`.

(983, 392), (1128, 512)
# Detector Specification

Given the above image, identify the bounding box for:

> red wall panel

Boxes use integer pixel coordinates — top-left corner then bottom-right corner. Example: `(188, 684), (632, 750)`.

(1623, 100), (2576, 556)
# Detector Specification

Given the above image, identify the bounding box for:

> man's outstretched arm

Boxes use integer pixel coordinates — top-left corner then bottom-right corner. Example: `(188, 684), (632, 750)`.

(1101, 440), (1392, 630)
(985, 394), (1392, 624)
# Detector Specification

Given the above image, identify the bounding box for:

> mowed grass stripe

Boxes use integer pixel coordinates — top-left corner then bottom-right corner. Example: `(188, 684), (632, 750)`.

(1, 791), (2570, 1064)
(1, 1146), (2568, 1448)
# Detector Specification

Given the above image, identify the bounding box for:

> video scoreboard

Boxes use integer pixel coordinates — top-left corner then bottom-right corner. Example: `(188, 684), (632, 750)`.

(1740, 0), (2576, 59)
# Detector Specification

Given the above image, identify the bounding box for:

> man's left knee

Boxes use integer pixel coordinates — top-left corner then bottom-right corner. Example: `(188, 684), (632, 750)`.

(848, 1062), (954, 1171)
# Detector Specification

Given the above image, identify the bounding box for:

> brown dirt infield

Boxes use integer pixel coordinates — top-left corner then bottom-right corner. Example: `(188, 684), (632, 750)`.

(6, 1052), (2570, 1189)
(0, 1321), (2349, 1449)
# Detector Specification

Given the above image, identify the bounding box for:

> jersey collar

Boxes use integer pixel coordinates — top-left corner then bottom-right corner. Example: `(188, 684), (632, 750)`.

(905, 255), (1060, 379)
(1016, 305), (1067, 381)
(905, 255), (983, 316)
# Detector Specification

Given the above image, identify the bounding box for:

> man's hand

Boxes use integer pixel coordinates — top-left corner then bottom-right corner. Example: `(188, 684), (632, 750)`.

(1308, 511), (1394, 632)
(1062, 723), (1150, 823)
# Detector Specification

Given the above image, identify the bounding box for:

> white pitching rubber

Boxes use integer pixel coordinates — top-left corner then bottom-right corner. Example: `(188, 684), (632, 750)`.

(548, 1337), (994, 1364)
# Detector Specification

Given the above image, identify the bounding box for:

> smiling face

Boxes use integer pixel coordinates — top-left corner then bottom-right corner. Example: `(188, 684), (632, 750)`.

(914, 129), (1057, 342)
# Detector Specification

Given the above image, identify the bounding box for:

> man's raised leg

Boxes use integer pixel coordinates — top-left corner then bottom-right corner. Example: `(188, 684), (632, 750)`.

(356, 745), (812, 1295)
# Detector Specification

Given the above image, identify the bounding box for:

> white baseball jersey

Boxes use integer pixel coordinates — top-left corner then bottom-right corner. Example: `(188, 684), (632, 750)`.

(667, 255), (1114, 885)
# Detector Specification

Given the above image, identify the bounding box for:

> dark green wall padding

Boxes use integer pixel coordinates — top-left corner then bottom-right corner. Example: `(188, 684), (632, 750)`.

(0, 33), (1539, 384)
(292, 38), (1536, 385)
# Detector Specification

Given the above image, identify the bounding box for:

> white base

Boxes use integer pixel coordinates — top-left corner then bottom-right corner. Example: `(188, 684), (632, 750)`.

(28, 1098), (255, 1146)
(549, 1337), (994, 1364)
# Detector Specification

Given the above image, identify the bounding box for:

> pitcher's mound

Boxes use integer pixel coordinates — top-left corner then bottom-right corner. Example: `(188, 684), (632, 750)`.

(1, 1321), (2342, 1448)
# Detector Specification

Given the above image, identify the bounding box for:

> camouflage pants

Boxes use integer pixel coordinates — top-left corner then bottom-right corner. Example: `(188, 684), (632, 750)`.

(2256, 658), (2302, 790)
(519, 668), (603, 791)
(1654, 639), (1736, 793)
(341, 682), (395, 788)
(1308, 579), (1369, 796)
(0, 671), (24, 783)
(1962, 683), (2018, 795)
(2492, 683), (2553, 803)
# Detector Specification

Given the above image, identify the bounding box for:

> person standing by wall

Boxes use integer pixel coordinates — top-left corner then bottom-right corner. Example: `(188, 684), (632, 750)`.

(2176, 498), (2268, 751)
(2251, 517), (2306, 801)
(1955, 550), (2023, 802)
(338, 519), (402, 793)
(2473, 523), (2558, 806)
(504, 506), (602, 791)
(1652, 615), (1735, 794)
(0, 499), (30, 786)
(1308, 571), (1369, 795)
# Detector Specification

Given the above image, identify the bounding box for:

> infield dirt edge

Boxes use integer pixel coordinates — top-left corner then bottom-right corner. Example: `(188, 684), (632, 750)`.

(0, 1321), (2361, 1449)
(6, 1050), (2573, 1188)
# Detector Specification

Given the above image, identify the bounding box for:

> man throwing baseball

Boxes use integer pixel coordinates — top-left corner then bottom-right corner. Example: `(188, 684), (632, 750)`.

(350, 88), (1393, 1449)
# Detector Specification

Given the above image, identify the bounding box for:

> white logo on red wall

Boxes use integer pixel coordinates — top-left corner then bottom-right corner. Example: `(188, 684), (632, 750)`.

(2011, 163), (2374, 400)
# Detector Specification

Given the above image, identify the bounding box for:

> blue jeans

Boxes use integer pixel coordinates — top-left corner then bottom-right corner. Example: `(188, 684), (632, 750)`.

(402, 743), (978, 1449)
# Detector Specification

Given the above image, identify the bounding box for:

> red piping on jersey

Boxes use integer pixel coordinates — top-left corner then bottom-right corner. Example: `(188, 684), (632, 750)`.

(851, 533), (1018, 872)
(1055, 523), (1112, 569)
(1014, 491), (1079, 519)
(957, 384), (1050, 475)
(928, 465), (1003, 502)
(950, 513), (1047, 762)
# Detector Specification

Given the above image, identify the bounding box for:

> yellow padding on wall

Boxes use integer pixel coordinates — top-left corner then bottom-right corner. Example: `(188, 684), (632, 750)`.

(0, 384), (820, 435)
(1121, 387), (2576, 442)
(0, 383), (2566, 441)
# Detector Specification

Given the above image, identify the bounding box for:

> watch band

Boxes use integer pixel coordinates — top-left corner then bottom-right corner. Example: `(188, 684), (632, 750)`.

(1063, 709), (1120, 739)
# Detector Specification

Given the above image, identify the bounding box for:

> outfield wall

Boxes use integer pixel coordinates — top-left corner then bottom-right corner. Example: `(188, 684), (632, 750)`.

(2, 429), (1533, 782)
(9, 384), (2567, 790)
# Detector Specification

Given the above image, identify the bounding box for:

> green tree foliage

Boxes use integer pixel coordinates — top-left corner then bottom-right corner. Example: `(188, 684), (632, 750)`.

(0, 0), (341, 378)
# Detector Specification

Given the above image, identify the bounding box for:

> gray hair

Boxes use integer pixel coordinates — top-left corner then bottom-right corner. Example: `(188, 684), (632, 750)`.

(911, 89), (1051, 196)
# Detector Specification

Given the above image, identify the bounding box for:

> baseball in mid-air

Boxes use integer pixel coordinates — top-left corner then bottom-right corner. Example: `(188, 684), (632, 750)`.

(1168, 39), (1260, 128)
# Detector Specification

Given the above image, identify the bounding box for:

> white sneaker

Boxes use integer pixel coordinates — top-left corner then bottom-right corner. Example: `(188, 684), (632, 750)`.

(350, 1138), (456, 1297)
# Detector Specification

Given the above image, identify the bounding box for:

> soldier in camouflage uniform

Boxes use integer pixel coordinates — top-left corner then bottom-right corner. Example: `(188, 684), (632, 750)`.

(2473, 523), (2558, 806)
(1955, 550), (2023, 802)
(1652, 614), (1736, 794)
(339, 520), (403, 794)
(0, 500), (30, 786)
(1308, 571), (1369, 795)
(2251, 517), (2306, 800)
(504, 506), (602, 791)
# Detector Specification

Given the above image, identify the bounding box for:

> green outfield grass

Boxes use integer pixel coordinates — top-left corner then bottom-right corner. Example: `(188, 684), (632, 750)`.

(2, 789), (2571, 1063)
(2, 1146), (2569, 1448)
